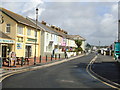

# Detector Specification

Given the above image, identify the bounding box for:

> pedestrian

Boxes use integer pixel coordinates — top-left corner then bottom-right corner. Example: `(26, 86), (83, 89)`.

(52, 49), (55, 58)
(9, 51), (16, 67)
(64, 49), (68, 59)
(96, 51), (98, 55)
(12, 52), (16, 67)
(8, 51), (12, 67)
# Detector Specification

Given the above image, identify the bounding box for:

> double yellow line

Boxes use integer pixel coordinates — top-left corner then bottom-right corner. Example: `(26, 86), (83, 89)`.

(86, 55), (120, 89)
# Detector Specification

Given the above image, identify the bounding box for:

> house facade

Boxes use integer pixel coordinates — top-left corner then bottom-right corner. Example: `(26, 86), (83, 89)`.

(67, 35), (86, 51)
(0, 8), (41, 59)
(27, 18), (78, 57)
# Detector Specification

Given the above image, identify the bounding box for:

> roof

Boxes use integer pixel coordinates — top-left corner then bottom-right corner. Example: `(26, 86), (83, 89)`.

(0, 31), (12, 39)
(0, 8), (40, 30)
(27, 17), (58, 34)
(27, 17), (68, 38)
(66, 35), (86, 41)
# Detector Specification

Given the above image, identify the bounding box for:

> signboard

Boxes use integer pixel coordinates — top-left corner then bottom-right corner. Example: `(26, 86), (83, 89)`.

(61, 42), (66, 46)
(0, 39), (15, 43)
(27, 38), (37, 42)
(17, 43), (22, 49)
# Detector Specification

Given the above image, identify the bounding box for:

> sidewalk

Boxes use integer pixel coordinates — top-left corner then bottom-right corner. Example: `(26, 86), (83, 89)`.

(91, 54), (120, 85)
(2, 56), (63, 70)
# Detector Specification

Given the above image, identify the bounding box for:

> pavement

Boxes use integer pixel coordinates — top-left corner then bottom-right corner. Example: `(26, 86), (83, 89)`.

(91, 54), (120, 88)
(0, 54), (86, 83)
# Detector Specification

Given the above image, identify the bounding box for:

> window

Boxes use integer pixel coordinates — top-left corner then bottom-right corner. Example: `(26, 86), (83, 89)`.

(17, 26), (23, 35)
(34, 31), (37, 37)
(27, 28), (31, 36)
(51, 34), (52, 40)
(6, 24), (11, 33)
(46, 33), (48, 41)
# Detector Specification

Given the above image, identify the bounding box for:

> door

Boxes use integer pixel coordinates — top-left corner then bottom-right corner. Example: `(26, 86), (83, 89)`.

(25, 46), (32, 58)
(2, 46), (7, 58)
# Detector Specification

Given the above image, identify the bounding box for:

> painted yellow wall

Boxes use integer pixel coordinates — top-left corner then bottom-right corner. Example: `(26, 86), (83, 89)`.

(16, 23), (41, 58)
(0, 12), (17, 39)
(0, 11), (41, 58)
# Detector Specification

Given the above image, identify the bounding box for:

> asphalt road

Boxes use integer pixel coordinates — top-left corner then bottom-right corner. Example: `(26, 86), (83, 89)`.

(2, 53), (113, 88)
(92, 54), (120, 85)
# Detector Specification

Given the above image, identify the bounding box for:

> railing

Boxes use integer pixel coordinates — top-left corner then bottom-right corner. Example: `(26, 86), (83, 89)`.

(1, 53), (71, 68)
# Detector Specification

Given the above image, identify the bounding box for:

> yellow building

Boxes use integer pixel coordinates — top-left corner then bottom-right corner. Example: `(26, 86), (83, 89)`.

(0, 8), (41, 59)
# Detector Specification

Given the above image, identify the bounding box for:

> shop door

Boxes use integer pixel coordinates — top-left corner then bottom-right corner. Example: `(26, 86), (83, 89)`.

(2, 46), (7, 58)
(25, 46), (31, 58)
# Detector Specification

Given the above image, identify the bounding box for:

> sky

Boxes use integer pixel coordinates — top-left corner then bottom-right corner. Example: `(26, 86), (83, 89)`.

(0, 0), (119, 46)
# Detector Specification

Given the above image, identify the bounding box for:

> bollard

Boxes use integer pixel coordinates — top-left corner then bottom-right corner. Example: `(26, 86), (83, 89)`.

(59, 54), (60, 59)
(46, 55), (47, 62)
(39, 55), (41, 63)
(51, 55), (52, 61)
(0, 57), (2, 68)
(55, 54), (57, 60)
(65, 54), (66, 59)
(21, 57), (24, 66)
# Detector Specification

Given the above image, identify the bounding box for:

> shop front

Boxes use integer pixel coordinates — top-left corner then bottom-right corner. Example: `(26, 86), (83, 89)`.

(0, 38), (15, 68)
(0, 39), (15, 58)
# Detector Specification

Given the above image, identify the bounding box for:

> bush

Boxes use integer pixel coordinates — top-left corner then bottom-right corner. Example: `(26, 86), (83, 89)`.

(75, 47), (83, 52)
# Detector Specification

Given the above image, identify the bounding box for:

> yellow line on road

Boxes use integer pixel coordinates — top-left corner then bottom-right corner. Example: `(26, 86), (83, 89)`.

(86, 55), (120, 89)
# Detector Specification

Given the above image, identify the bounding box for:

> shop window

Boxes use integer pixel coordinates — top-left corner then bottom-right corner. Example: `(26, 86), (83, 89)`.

(6, 24), (11, 33)
(17, 26), (23, 35)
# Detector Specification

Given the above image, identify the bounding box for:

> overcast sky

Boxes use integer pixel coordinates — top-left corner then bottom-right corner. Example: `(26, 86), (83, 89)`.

(1, 0), (119, 46)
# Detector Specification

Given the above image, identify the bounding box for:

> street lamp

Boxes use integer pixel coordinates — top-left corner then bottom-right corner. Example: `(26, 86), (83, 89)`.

(34, 8), (38, 65)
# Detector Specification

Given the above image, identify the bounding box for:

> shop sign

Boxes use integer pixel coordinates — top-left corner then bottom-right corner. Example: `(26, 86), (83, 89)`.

(17, 43), (22, 49)
(0, 39), (14, 43)
(61, 42), (66, 46)
(27, 38), (37, 42)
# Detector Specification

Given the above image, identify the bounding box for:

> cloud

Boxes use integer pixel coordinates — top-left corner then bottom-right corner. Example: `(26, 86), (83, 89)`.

(40, 2), (118, 45)
(1, 0), (44, 19)
(1, 1), (118, 46)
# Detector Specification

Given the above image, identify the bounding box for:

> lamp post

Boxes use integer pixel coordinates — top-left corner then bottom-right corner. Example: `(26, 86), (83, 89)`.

(34, 8), (38, 65)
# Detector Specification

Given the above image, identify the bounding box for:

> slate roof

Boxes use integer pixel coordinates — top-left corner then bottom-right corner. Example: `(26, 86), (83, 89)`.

(0, 31), (12, 39)
(66, 35), (86, 41)
(27, 17), (59, 35)
(0, 8), (41, 30)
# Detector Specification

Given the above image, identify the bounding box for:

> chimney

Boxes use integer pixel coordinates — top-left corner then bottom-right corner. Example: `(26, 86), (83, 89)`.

(41, 21), (46, 25)
(51, 25), (55, 29)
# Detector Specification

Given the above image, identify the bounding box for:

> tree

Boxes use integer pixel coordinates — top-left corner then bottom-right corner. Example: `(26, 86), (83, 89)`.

(75, 40), (82, 48)
(75, 40), (83, 52)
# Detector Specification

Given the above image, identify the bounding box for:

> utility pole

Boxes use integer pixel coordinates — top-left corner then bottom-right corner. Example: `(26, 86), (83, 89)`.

(34, 8), (38, 65)
(118, 20), (120, 42)
(99, 41), (100, 50)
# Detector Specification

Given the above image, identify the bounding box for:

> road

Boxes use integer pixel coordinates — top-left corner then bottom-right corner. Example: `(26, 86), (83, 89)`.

(91, 54), (120, 87)
(2, 53), (113, 88)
